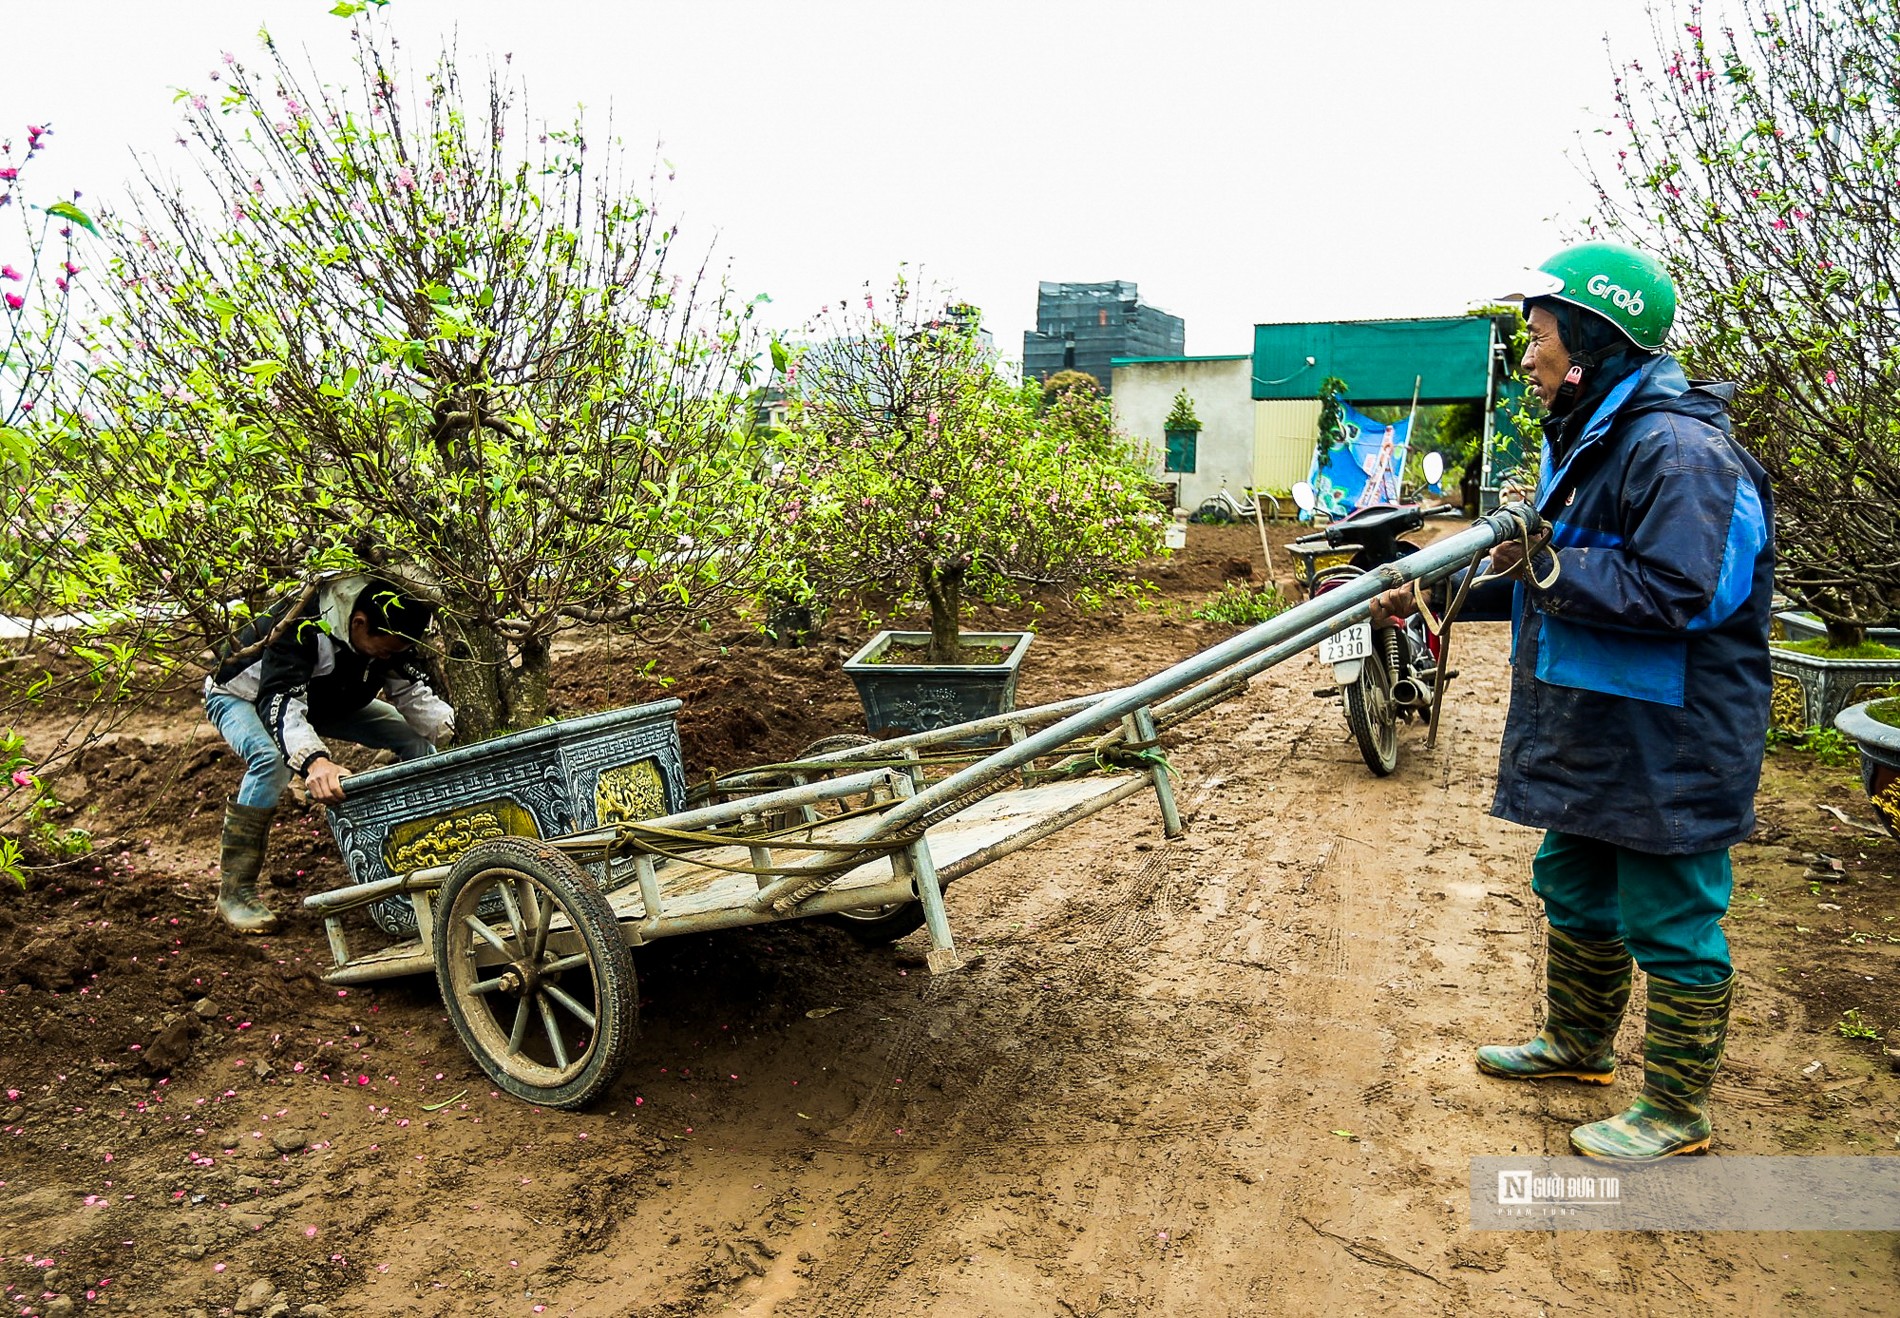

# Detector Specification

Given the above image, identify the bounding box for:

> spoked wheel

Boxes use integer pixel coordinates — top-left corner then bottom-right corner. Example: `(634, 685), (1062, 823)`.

(772, 734), (928, 946)
(433, 837), (637, 1109)
(1344, 639), (1400, 777)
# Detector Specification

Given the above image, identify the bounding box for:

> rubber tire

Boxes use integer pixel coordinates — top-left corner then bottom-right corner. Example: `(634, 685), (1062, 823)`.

(1345, 640), (1400, 777)
(783, 734), (932, 945)
(434, 837), (637, 1110)
(827, 899), (930, 946)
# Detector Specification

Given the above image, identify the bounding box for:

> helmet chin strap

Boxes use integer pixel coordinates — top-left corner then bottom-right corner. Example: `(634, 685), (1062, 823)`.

(1550, 363), (1586, 415)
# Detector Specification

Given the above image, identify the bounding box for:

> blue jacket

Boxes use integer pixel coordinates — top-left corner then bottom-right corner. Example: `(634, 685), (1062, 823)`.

(1474, 355), (1773, 854)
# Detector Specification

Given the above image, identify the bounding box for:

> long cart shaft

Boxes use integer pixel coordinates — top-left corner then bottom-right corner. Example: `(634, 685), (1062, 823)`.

(745, 502), (1540, 916)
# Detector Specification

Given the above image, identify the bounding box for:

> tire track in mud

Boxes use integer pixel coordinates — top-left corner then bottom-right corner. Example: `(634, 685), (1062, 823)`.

(784, 813), (1209, 1316)
(780, 667), (1448, 1314)
(1212, 673), (1491, 1308)
(827, 828), (1188, 1146)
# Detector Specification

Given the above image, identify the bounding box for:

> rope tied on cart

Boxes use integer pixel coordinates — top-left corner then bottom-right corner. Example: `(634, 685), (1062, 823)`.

(1022, 738), (1173, 786)
(602, 815), (927, 879)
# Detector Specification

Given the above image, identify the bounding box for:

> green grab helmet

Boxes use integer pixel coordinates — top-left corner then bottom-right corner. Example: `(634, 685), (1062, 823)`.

(1520, 240), (1677, 352)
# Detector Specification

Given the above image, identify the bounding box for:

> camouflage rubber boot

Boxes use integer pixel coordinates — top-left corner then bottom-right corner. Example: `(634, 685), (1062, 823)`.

(217, 800), (279, 935)
(1571, 973), (1733, 1160)
(1476, 926), (1632, 1085)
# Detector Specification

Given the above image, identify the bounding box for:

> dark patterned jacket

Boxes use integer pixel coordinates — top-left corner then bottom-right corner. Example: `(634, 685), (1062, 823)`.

(203, 577), (453, 773)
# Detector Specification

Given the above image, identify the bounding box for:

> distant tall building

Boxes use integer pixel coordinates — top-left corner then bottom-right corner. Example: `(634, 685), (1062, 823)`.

(1022, 281), (1184, 394)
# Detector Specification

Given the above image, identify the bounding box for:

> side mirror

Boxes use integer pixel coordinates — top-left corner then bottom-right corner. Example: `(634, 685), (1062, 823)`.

(1422, 451), (1444, 485)
(1291, 481), (1317, 513)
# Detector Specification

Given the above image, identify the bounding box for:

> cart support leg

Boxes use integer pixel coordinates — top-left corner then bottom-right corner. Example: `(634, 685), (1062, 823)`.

(907, 834), (962, 974)
(323, 917), (351, 968)
(1126, 706), (1183, 838)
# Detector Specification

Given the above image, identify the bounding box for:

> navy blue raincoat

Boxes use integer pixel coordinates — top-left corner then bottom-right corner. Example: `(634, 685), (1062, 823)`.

(1471, 354), (1774, 854)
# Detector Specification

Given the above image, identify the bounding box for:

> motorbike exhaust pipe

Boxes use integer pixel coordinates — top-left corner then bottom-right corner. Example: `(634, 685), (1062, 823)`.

(1391, 678), (1426, 708)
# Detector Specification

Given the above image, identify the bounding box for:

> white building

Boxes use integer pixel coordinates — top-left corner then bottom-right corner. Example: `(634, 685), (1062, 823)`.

(1110, 354), (1317, 513)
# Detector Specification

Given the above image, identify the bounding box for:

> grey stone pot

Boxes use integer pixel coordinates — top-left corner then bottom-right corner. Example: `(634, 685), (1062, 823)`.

(842, 630), (1032, 738)
(1833, 699), (1900, 840)
(1767, 647), (1900, 734)
(326, 699), (687, 936)
(1772, 611), (1900, 647)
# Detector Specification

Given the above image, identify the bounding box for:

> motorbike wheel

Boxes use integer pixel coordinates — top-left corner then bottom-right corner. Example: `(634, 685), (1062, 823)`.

(1344, 643), (1400, 777)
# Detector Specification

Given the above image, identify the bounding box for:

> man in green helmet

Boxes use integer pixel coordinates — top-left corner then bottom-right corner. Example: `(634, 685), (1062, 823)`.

(1375, 240), (1774, 1159)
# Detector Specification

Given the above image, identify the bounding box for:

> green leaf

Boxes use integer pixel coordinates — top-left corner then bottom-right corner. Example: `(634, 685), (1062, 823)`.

(0, 425), (31, 476)
(770, 340), (789, 374)
(329, 2), (365, 16)
(45, 202), (99, 236)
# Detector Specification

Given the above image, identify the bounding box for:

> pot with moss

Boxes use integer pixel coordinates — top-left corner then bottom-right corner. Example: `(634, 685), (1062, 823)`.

(842, 630), (1032, 737)
(1766, 637), (1900, 735)
(1833, 698), (1900, 839)
(1772, 611), (1900, 648)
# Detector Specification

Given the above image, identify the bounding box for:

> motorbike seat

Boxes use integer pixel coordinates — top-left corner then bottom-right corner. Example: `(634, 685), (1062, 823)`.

(1324, 505), (1424, 555)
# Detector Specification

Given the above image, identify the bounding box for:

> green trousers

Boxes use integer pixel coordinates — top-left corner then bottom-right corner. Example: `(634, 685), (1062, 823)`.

(1530, 831), (1733, 986)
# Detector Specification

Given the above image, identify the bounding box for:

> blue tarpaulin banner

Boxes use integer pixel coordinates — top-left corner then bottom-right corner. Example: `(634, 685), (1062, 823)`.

(1303, 402), (1410, 519)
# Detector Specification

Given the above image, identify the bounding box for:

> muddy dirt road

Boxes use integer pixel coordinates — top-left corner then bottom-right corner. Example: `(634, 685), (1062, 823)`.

(3, 524), (1898, 1316)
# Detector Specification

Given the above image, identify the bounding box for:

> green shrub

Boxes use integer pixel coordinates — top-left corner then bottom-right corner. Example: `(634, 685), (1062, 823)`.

(1767, 724), (1859, 768)
(1193, 582), (1290, 626)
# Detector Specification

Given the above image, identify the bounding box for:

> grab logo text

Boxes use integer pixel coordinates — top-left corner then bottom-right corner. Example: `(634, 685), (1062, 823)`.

(1585, 273), (1645, 318)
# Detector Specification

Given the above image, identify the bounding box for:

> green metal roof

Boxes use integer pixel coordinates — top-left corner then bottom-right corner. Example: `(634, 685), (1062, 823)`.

(1251, 317), (1496, 403)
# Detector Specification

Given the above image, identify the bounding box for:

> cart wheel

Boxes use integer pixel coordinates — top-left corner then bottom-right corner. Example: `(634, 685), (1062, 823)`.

(434, 837), (637, 1109)
(1345, 643), (1400, 777)
(828, 899), (929, 945)
(777, 734), (930, 945)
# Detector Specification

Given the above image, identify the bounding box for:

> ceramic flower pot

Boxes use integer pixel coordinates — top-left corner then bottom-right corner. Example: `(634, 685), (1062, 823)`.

(326, 699), (687, 935)
(1833, 699), (1900, 840)
(1767, 647), (1900, 734)
(1772, 611), (1900, 647)
(841, 630), (1032, 738)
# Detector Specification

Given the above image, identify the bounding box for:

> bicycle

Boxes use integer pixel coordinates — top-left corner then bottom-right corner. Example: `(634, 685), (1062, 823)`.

(1192, 486), (1283, 526)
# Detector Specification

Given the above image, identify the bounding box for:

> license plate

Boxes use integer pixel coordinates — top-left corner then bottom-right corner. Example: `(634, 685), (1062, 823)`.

(1319, 622), (1372, 665)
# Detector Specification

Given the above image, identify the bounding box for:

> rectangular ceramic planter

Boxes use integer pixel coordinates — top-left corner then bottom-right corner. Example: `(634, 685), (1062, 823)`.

(1768, 648), (1900, 733)
(842, 630), (1031, 738)
(326, 699), (687, 935)
(1772, 611), (1900, 647)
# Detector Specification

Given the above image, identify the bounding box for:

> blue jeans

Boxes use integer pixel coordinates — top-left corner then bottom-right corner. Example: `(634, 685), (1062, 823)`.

(1530, 830), (1733, 985)
(205, 692), (438, 808)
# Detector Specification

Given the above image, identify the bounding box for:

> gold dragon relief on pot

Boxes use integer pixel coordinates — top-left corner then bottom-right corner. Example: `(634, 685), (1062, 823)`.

(1873, 775), (1900, 839)
(595, 758), (668, 826)
(1770, 674), (1808, 733)
(383, 801), (541, 875)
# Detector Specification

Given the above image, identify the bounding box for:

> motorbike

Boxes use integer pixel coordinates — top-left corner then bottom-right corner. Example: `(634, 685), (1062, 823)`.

(1287, 453), (1457, 776)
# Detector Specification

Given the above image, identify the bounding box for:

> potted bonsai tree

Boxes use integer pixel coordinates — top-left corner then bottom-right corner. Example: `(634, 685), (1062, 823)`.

(1163, 388), (1202, 512)
(770, 274), (1163, 735)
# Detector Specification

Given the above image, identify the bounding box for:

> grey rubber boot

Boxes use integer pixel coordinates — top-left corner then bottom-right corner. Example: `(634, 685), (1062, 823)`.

(217, 800), (279, 934)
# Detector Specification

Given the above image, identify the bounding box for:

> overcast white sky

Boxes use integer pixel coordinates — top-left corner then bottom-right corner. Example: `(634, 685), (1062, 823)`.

(2, 0), (1686, 363)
